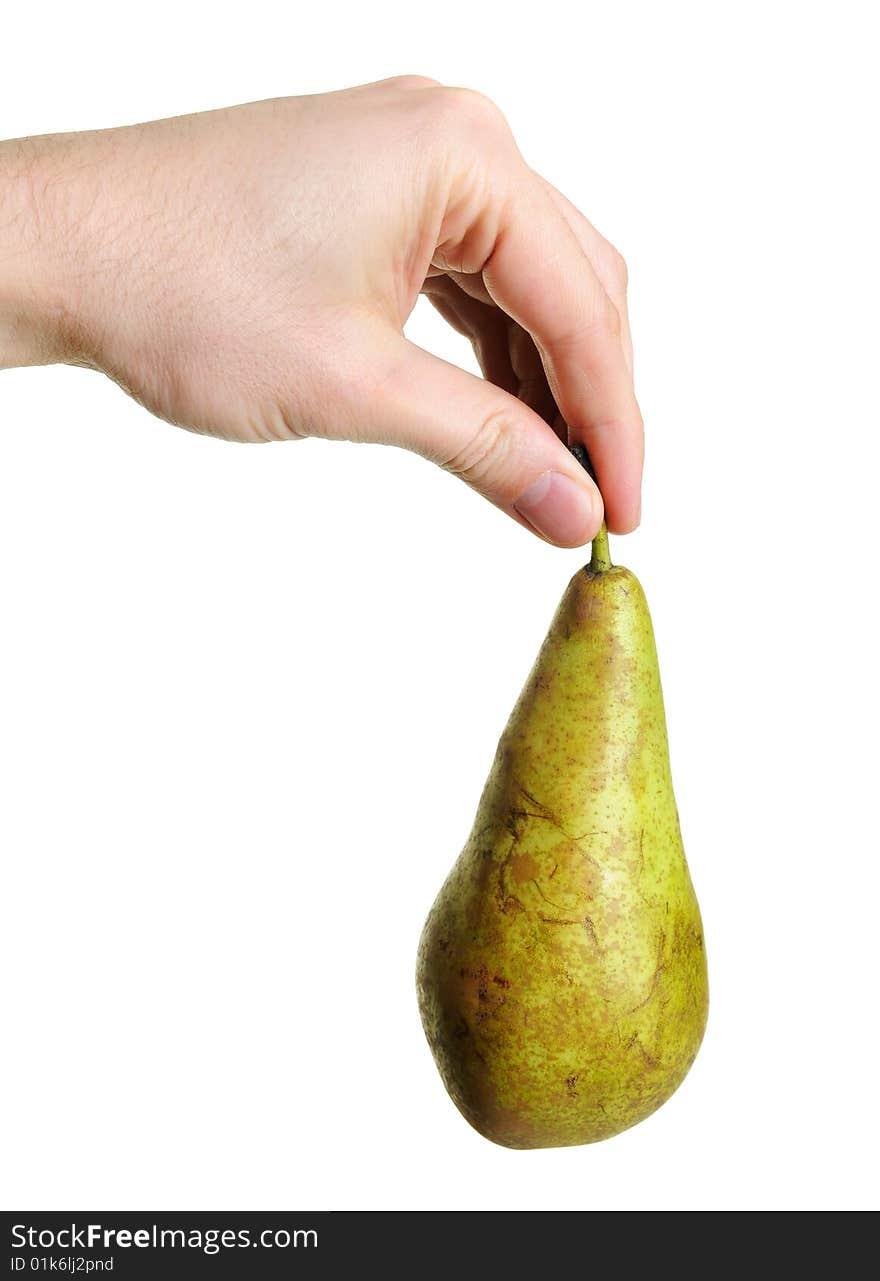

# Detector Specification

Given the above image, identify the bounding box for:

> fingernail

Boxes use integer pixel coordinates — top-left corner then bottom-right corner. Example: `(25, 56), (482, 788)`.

(514, 471), (596, 546)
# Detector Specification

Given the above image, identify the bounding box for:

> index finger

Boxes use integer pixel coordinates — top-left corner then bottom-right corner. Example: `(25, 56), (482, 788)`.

(480, 179), (643, 532)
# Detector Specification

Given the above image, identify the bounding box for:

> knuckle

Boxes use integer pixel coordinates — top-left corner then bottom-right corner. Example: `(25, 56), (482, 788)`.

(603, 298), (623, 337)
(386, 73), (442, 91)
(609, 246), (629, 291)
(437, 85), (509, 136)
(557, 301), (621, 351)
(443, 406), (516, 485)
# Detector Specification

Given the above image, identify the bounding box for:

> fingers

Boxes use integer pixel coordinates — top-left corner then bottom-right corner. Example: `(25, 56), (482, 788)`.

(479, 180), (643, 533)
(422, 276), (518, 396)
(538, 176), (635, 374)
(423, 276), (559, 428)
(352, 332), (604, 547)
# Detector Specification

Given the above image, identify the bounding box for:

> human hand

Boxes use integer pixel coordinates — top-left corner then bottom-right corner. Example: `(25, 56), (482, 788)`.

(0, 77), (642, 545)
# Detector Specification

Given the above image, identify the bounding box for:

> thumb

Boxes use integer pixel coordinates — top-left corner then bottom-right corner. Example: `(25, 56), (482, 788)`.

(353, 337), (602, 547)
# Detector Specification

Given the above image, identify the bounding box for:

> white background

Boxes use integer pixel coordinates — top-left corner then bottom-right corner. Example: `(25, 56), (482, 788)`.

(2, 1), (878, 1213)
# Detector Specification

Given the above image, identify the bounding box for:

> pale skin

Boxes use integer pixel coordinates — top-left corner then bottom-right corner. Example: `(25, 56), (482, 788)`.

(0, 76), (643, 547)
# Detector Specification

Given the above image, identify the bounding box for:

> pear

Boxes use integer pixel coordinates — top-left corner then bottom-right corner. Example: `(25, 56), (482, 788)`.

(416, 525), (708, 1148)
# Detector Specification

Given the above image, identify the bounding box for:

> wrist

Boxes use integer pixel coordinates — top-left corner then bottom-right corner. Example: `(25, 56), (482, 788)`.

(0, 135), (84, 369)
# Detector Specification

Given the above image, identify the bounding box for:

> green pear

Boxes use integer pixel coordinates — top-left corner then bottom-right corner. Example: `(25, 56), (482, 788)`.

(416, 526), (708, 1148)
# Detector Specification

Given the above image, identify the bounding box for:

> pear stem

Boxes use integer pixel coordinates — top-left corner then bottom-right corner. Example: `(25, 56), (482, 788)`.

(590, 522), (612, 573)
(569, 442), (612, 573)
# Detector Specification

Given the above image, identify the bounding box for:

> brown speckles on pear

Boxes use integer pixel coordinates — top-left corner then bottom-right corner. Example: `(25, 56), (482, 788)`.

(416, 555), (708, 1148)
(509, 849), (540, 883)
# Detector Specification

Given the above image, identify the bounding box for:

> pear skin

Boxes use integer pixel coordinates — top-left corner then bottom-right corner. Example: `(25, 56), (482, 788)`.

(417, 539), (708, 1148)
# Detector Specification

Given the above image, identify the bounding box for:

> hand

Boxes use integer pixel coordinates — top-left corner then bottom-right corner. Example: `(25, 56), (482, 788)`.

(0, 77), (642, 546)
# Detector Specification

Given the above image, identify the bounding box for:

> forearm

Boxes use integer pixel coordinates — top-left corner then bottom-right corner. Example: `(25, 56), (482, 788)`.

(0, 135), (79, 369)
